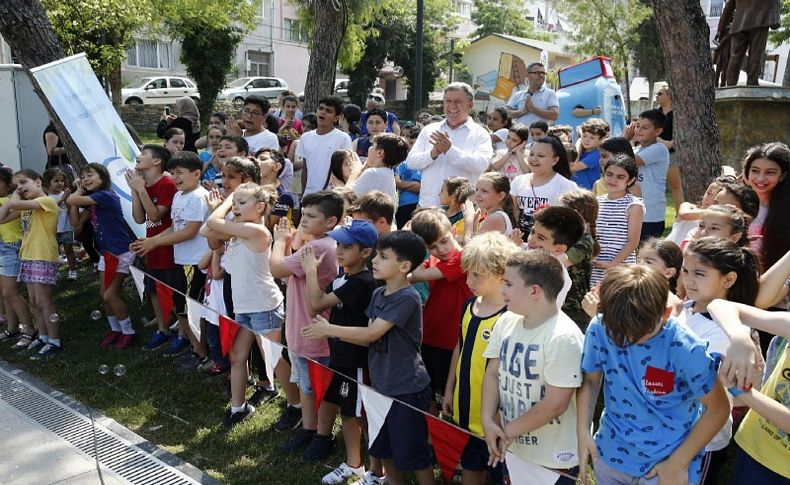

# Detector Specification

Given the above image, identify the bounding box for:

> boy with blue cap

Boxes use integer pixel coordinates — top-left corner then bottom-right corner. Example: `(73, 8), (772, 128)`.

(300, 219), (380, 482)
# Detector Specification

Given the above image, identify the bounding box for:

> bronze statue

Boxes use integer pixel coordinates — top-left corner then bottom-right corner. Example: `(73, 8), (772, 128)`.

(717, 0), (781, 87)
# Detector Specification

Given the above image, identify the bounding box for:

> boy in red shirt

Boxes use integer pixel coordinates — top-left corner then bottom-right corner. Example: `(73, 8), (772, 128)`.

(410, 208), (473, 405)
(125, 144), (178, 351)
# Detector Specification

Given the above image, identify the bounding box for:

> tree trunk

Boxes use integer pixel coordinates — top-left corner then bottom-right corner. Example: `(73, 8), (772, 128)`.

(110, 63), (123, 108)
(650, 0), (721, 203)
(303, 0), (348, 113)
(0, 0), (88, 169)
(622, 53), (632, 120)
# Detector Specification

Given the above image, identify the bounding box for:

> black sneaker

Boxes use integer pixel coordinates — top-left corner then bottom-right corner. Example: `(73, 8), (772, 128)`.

(274, 405), (303, 432)
(302, 433), (334, 461)
(249, 386), (279, 407)
(222, 402), (256, 429)
(281, 428), (316, 454)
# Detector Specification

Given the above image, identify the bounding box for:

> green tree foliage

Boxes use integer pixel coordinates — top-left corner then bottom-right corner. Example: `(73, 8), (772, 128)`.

(293, 0), (380, 73)
(345, 0), (455, 112)
(41, 0), (258, 115)
(296, 0), (456, 115)
(631, 0), (665, 88)
(157, 0), (258, 123)
(559, 0), (651, 117)
(42, 0), (154, 104)
(771, 0), (790, 43)
(471, 0), (549, 39)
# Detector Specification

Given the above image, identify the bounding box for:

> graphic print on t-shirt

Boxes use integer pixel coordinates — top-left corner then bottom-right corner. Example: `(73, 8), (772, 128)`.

(643, 366), (675, 396)
(498, 338), (561, 442)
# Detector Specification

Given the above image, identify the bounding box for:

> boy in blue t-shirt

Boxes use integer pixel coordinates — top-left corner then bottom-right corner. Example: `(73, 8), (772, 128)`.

(577, 264), (730, 485)
(570, 118), (608, 190)
(394, 160), (421, 229)
(631, 109), (670, 240)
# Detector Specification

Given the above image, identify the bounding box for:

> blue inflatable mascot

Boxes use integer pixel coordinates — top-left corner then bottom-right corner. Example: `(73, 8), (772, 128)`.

(556, 56), (627, 140)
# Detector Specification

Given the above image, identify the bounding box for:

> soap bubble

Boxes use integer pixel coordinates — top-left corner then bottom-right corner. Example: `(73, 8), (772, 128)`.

(90, 310), (103, 321)
(113, 364), (127, 377)
(49, 313), (60, 323)
(98, 364), (109, 375)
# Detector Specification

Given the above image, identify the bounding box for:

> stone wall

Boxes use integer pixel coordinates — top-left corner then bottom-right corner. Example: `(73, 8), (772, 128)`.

(119, 103), (244, 134)
(715, 87), (790, 169)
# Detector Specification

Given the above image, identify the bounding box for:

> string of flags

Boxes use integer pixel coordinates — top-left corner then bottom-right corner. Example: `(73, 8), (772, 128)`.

(105, 252), (570, 483)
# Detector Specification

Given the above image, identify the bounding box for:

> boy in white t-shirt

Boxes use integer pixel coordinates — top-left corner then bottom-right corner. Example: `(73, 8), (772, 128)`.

(481, 250), (584, 482)
(231, 96), (279, 154)
(349, 133), (409, 200)
(131, 151), (209, 359)
(297, 96), (352, 196)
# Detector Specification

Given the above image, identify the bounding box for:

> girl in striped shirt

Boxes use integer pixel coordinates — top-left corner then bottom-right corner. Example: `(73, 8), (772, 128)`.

(591, 154), (644, 284)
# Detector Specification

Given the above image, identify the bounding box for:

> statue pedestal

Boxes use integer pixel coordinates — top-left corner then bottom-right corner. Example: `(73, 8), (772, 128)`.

(715, 86), (790, 168)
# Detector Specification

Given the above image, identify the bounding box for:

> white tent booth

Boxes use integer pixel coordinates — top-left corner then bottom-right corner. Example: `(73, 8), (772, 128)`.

(0, 64), (50, 172)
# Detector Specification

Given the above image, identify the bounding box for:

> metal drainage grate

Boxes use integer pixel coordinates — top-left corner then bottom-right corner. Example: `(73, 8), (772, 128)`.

(0, 369), (200, 485)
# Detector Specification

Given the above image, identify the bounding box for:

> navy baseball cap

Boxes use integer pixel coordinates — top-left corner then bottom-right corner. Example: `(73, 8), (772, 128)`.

(327, 219), (378, 248)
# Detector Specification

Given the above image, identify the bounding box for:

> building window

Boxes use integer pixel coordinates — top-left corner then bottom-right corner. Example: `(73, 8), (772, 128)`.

(283, 18), (308, 44)
(125, 40), (171, 69)
(709, 0), (724, 17)
(452, 0), (472, 19)
(248, 50), (271, 77)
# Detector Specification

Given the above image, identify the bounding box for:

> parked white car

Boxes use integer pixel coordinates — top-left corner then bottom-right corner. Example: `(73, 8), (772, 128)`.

(122, 76), (200, 105)
(217, 77), (289, 103)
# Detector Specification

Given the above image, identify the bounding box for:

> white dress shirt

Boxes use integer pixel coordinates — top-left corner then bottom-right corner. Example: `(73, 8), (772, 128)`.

(407, 117), (493, 207)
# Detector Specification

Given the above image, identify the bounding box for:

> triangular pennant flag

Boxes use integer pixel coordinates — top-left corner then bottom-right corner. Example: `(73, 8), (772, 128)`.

(185, 298), (202, 341)
(425, 413), (471, 482)
(505, 451), (561, 485)
(154, 281), (174, 323)
(103, 252), (119, 290)
(358, 386), (393, 448)
(219, 315), (240, 356)
(259, 336), (283, 385)
(129, 266), (146, 301)
(307, 359), (334, 413)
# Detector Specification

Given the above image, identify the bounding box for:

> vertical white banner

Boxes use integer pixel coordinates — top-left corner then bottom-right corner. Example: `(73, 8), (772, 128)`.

(30, 53), (144, 238)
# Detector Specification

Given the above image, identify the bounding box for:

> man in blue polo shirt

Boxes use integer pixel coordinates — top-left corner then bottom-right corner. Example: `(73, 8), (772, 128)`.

(505, 62), (559, 138)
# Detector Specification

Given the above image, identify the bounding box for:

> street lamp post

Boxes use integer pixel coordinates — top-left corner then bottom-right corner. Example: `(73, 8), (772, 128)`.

(414, 0), (424, 115)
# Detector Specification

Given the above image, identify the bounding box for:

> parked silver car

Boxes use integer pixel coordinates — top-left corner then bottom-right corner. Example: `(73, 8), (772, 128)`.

(217, 77), (289, 103)
(122, 76), (200, 105)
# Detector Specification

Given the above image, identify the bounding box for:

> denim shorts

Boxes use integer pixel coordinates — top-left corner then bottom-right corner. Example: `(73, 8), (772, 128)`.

(235, 303), (284, 336)
(288, 352), (330, 395)
(0, 242), (21, 278)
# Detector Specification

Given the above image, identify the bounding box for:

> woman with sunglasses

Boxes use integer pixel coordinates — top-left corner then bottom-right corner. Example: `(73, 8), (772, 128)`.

(654, 84), (684, 212)
(359, 88), (401, 136)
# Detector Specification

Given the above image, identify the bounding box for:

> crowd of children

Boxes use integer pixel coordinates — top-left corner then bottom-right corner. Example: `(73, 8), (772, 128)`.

(3, 92), (790, 485)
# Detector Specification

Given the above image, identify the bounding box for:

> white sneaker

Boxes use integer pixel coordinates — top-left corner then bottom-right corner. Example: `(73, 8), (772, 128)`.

(360, 471), (387, 485)
(322, 463), (365, 484)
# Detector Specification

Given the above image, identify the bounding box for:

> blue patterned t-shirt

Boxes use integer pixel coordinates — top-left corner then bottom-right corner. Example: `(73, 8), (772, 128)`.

(581, 316), (718, 482)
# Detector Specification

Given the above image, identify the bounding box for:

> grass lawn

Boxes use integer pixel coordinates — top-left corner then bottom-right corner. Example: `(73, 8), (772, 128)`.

(0, 266), (366, 485)
(20, 132), (680, 483)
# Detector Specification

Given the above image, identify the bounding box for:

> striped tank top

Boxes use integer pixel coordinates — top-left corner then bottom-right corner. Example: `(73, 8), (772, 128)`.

(591, 193), (644, 284)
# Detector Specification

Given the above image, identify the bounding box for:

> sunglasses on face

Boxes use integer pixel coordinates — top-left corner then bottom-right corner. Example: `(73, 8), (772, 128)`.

(368, 95), (384, 102)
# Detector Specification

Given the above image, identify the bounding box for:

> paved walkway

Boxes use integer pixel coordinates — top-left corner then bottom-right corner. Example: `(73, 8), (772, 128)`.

(0, 399), (125, 485)
(0, 362), (219, 485)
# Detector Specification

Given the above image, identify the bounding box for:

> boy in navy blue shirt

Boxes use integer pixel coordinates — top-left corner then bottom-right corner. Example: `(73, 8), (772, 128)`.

(576, 264), (730, 485)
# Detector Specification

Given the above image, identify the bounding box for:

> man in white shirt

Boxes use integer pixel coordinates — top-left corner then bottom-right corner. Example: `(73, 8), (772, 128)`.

(407, 83), (493, 207)
(296, 96), (352, 195)
(505, 62), (559, 129)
